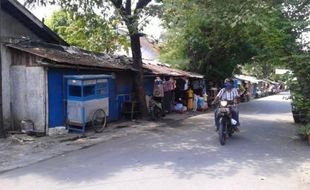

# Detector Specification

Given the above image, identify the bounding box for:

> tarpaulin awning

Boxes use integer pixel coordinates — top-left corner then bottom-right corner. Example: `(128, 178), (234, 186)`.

(234, 74), (259, 83)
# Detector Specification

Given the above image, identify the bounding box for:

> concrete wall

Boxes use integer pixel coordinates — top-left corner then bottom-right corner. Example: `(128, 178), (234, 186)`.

(0, 9), (41, 129)
(11, 66), (46, 131)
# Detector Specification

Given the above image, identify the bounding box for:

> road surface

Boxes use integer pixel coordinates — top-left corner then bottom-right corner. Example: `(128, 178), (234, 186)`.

(1, 92), (310, 190)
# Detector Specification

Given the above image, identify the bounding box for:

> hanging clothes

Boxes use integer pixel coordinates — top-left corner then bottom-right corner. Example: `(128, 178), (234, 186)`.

(153, 77), (164, 97)
(184, 78), (189, 91)
(163, 78), (173, 113)
(170, 77), (176, 91)
(163, 79), (173, 92)
(170, 77), (176, 111)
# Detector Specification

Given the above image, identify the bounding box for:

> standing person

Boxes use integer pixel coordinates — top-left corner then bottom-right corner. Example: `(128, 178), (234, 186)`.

(212, 79), (240, 131)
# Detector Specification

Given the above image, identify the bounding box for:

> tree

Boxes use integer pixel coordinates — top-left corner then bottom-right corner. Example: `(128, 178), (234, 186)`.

(160, 0), (308, 81)
(161, 0), (310, 121)
(25, 0), (162, 116)
(108, 0), (158, 116)
(160, 0), (277, 81)
(273, 0), (310, 122)
(45, 10), (129, 53)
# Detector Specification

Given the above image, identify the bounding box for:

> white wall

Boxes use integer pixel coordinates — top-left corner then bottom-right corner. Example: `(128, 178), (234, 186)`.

(11, 66), (46, 131)
(0, 9), (41, 129)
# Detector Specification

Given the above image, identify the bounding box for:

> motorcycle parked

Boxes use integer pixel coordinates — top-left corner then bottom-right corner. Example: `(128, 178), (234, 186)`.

(217, 100), (237, 145)
(149, 97), (164, 121)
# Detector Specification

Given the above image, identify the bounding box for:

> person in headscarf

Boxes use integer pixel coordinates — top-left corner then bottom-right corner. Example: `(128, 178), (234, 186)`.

(212, 78), (240, 131)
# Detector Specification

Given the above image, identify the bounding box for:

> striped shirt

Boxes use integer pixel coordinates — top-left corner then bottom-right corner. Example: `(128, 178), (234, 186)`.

(216, 88), (239, 101)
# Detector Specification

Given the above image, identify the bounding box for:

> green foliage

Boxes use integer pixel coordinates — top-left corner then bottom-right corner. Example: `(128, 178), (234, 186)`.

(160, 1), (269, 80)
(297, 124), (310, 136)
(160, 0), (309, 81)
(45, 10), (129, 53)
(285, 53), (310, 122)
(25, 0), (162, 35)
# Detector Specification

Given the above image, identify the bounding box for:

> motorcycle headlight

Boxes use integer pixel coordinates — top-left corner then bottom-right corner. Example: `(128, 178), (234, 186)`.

(220, 101), (228, 107)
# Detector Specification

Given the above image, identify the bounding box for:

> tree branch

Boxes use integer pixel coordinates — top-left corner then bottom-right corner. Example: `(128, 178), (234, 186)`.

(134, 0), (152, 14)
(109, 0), (123, 9)
(125, 0), (132, 15)
(110, 0), (129, 19)
(136, 0), (152, 9)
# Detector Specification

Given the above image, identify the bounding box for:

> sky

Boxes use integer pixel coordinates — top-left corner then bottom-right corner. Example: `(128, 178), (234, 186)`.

(18, 0), (163, 39)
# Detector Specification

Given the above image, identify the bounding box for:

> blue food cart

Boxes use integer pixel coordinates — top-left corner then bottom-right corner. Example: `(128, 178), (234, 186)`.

(64, 74), (111, 133)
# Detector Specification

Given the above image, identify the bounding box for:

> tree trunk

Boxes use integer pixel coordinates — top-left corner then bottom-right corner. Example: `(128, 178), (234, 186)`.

(129, 33), (148, 117)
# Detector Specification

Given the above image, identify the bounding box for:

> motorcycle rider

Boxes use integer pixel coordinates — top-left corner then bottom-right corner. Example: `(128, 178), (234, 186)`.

(212, 78), (240, 132)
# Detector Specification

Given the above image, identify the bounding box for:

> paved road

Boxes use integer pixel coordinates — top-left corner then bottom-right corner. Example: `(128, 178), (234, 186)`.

(1, 92), (310, 190)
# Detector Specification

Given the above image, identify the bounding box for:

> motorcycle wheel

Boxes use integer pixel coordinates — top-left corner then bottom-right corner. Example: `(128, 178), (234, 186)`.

(219, 118), (226, 145)
(228, 125), (233, 137)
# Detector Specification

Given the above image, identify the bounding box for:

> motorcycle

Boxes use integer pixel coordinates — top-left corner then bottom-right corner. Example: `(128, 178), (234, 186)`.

(217, 100), (238, 145)
(149, 97), (164, 121)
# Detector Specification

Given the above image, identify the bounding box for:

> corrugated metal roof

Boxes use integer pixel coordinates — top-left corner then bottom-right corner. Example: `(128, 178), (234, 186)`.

(7, 41), (204, 78)
(7, 41), (135, 71)
(143, 61), (204, 78)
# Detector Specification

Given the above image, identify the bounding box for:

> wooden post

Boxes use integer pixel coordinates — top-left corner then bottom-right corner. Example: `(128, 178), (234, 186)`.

(0, 0), (6, 138)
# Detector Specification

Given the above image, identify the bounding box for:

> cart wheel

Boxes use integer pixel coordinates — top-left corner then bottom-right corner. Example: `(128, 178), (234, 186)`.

(92, 109), (107, 133)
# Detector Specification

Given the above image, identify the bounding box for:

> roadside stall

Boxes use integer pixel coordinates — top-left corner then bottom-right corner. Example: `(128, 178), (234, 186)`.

(266, 79), (280, 95)
(64, 74), (111, 133)
(143, 61), (205, 114)
(234, 74), (259, 100)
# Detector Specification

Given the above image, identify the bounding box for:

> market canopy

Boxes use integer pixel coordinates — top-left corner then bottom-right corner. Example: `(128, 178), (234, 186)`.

(265, 79), (279, 85)
(234, 74), (259, 84)
(143, 60), (204, 79)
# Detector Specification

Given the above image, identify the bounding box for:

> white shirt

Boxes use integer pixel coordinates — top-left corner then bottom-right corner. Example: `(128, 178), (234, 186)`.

(184, 79), (189, 91)
(216, 88), (239, 101)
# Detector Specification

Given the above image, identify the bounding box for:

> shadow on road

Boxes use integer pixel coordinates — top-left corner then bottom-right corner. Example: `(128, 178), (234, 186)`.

(1, 92), (310, 188)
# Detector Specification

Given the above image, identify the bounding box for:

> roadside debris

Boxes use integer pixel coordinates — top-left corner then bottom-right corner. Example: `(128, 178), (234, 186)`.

(59, 135), (86, 142)
(9, 135), (35, 145)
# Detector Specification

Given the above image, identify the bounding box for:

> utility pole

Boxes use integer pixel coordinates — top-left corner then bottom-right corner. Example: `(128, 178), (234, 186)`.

(0, 0), (6, 138)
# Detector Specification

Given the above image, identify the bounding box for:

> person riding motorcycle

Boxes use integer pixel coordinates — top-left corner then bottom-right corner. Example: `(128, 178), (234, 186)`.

(212, 79), (240, 132)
